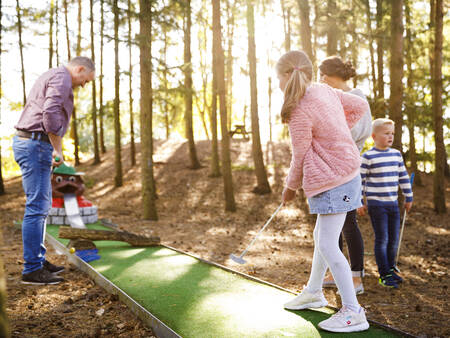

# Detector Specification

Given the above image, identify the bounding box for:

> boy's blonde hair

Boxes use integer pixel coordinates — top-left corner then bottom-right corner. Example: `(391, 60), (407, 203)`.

(372, 118), (395, 133)
(276, 50), (313, 123)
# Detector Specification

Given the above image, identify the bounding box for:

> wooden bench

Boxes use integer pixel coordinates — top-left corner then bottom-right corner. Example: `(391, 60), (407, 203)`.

(229, 125), (250, 140)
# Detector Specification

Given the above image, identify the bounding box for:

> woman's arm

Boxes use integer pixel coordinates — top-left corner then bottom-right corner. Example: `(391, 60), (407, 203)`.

(335, 89), (370, 129)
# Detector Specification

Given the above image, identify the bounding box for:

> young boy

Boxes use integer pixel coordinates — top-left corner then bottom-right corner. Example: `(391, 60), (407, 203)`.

(357, 118), (413, 289)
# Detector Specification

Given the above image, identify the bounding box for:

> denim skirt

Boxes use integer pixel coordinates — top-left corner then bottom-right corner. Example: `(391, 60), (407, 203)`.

(307, 174), (362, 214)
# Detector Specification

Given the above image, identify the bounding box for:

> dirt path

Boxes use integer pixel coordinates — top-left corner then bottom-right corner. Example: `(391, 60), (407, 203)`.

(1, 139), (449, 337)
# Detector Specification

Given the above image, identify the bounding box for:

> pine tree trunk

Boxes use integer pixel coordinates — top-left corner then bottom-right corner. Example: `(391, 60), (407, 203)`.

(297, 0), (314, 63)
(389, 0), (404, 152)
(128, 0), (135, 166)
(268, 76), (272, 143)
(113, 0), (122, 187)
(90, 0), (100, 165)
(16, 0), (26, 106)
(326, 0), (337, 55)
(213, 0), (235, 211)
(184, 0), (201, 169)
(247, 0), (270, 195)
(404, 0), (422, 186)
(225, 0), (235, 131)
(139, 0), (157, 220)
(99, 0), (106, 154)
(431, 0), (446, 213)
(281, 0), (291, 52)
(210, 7), (221, 178)
(163, 29), (169, 140)
(63, 0), (70, 60)
(49, 0), (54, 68)
(375, 0), (385, 118)
(365, 0), (377, 97)
(0, 249), (8, 337)
(0, 0), (4, 196)
(55, 0), (59, 65)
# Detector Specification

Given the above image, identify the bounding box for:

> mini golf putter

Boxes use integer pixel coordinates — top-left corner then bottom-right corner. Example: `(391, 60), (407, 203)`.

(230, 203), (283, 265)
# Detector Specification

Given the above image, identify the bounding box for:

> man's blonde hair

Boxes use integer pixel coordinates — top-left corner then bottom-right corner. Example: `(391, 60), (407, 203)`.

(372, 118), (395, 133)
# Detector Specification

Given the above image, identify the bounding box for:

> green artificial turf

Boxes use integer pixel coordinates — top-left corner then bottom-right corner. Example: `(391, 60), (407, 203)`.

(47, 223), (400, 338)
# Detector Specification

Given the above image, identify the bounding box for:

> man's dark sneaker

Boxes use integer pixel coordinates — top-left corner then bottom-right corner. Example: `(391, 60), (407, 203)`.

(389, 268), (403, 283)
(44, 260), (65, 274)
(22, 267), (64, 285)
(379, 274), (399, 289)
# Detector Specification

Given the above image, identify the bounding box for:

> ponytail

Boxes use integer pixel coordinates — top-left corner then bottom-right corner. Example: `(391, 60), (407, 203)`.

(276, 50), (313, 124)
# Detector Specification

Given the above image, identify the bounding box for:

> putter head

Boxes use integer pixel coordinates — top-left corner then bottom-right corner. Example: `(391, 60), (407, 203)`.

(229, 254), (246, 265)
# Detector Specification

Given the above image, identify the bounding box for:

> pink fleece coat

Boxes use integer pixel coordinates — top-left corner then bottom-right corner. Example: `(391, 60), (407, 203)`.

(286, 83), (369, 197)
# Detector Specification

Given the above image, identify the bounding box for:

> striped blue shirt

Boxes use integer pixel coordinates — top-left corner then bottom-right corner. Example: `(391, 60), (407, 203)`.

(360, 147), (413, 206)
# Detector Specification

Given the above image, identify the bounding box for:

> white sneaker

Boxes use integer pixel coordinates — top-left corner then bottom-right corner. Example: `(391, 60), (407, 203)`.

(284, 288), (328, 310)
(318, 306), (369, 333)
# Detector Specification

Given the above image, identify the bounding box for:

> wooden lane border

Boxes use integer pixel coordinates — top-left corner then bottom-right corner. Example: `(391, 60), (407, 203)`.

(45, 232), (181, 338)
(48, 219), (415, 338)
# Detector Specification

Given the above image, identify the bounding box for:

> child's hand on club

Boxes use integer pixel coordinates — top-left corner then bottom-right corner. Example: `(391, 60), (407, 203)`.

(405, 201), (412, 213)
(282, 187), (296, 205)
(357, 205), (367, 216)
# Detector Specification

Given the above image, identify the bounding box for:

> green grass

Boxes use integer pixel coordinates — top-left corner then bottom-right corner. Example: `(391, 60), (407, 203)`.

(47, 223), (400, 338)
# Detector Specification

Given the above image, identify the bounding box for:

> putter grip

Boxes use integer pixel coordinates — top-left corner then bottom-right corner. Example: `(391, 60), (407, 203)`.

(55, 156), (60, 162)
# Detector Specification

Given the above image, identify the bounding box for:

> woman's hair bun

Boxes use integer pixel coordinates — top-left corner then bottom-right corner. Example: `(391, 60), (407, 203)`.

(342, 61), (356, 80)
(319, 56), (357, 81)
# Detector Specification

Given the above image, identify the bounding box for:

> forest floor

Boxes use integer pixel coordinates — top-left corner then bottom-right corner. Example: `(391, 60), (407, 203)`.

(1, 138), (449, 337)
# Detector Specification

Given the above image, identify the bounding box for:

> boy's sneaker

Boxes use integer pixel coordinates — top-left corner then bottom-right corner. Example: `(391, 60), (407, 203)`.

(389, 268), (403, 283)
(22, 267), (64, 285)
(318, 306), (370, 333)
(379, 274), (399, 289)
(284, 287), (328, 310)
(43, 260), (65, 274)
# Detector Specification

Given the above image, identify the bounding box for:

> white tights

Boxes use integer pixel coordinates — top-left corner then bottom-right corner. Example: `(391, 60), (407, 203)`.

(306, 213), (360, 311)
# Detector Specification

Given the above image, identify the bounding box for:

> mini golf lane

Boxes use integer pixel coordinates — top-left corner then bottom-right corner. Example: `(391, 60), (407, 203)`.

(46, 223), (401, 338)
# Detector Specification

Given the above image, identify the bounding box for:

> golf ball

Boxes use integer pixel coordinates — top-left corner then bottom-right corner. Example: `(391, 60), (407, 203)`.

(69, 247), (76, 254)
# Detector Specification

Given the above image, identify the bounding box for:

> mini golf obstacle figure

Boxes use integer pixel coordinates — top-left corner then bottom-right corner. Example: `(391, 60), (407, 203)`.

(47, 163), (98, 228)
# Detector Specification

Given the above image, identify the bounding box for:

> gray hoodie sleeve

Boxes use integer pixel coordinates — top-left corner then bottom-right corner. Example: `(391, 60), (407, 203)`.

(349, 88), (372, 152)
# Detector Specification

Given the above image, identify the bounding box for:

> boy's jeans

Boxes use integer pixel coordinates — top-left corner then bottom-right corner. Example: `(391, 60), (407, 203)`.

(368, 204), (400, 276)
(12, 135), (53, 275)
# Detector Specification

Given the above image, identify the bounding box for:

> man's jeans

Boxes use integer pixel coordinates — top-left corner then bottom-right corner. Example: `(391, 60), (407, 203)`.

(12, 135), (53, 274)
(368, 204), (400, 276)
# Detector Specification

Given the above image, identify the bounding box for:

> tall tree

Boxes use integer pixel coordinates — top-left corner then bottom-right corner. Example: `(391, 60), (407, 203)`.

(389, 0), (404, 152)
(113, 0), (122, 187)
(280, 0), (291, 52)
(49, 0), (55, 68)
(71, 0), (82, 166)
(375, 0), (385, 118)
(326, 0), (337, 55)
(297, 0), (314, 63)
(0, 0), (4, 196)
(247, 0), (270, 195)
(139, 0), (157, 220)
(364, 0), (377, 96)
(63, 0), (70, 59)
(128, 0), (135, 166)
(213, 0), (236, 211)
(16, 0), (26, 105)
(55, 0), (59, 65)
(209, 2), (221, 178)
(90, 0), (100, 164)
(184, 0), (201, 169)
(431, 0), (446, 213)
(404, 0), (421, 186)
(225, 0), (236, 130)
(99, 0), (106, 153)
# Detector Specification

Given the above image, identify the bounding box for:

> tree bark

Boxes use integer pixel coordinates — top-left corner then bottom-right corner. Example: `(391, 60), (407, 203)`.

(55, 0), (59, 65)
(297, 0), (314, 63)
(431, 0), (446, 213)
(389, 0), (404, 152)
(247, 0), (270, 195)
(99, 0), (106, 154)
(184, 0), (201, 169)
(63, 0), (70, 60)
(280, 0), (291, 52)
(162, 29), (169, 140)
(16, 0), (26, 106)
(0, 0), (4, 196)
(58, 227), (160, 246)
(364, 0), (377, 97)
(128, 0), (136, 166)
(139, 0), (157, 220)
(90, 0), (100, 165)
(326, 0), (337, 55)
(375, 0), (385, 118)
(49, 0), (54, 68)
(113, 0), (122, 187)
(225, 0), (235, 131)
(213, 0), (236, 211)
